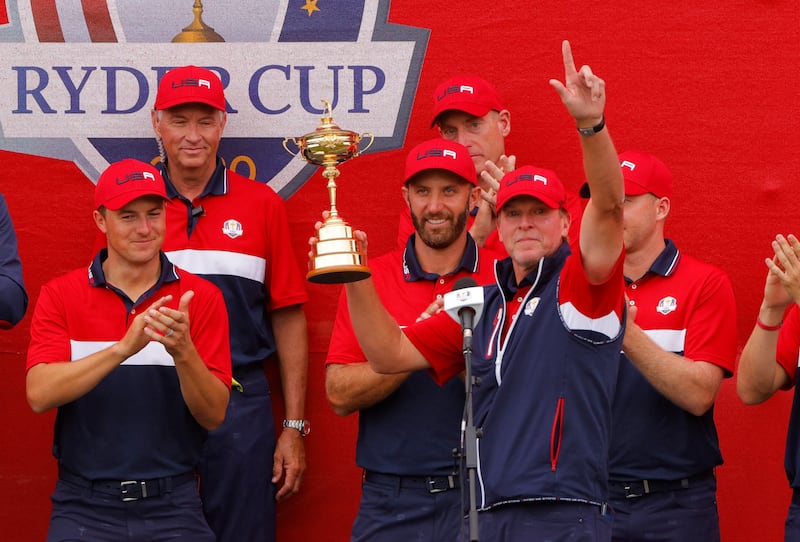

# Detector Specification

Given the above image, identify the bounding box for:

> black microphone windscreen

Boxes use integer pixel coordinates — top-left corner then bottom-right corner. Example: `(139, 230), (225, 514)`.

(453, 277), (478, 291)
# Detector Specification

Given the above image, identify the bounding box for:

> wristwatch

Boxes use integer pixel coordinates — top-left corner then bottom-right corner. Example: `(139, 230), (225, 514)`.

(577, 116), (605, 137)
(282, 419), (311, 437)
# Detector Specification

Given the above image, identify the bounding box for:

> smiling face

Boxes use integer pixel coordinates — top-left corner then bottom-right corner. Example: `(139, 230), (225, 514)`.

(497, 195), (570, 279)
(403, 169), (477, 250)
(94, 196), (166, 267)
(436, 109), (510, 182)
(152, 103), (226, 180)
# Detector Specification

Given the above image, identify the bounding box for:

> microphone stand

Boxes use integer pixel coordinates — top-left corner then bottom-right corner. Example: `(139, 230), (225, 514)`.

(461, 320), (480, 541)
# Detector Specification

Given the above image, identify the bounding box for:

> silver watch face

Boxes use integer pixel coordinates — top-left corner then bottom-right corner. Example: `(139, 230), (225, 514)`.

(284, 419), (310, 436)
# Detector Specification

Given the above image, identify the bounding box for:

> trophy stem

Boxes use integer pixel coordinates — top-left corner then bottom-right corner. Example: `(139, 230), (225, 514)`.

(324, 166), (340, 219)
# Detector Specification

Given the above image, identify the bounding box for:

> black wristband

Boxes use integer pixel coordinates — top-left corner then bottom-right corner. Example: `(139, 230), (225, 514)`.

(577, 116), (605, 137)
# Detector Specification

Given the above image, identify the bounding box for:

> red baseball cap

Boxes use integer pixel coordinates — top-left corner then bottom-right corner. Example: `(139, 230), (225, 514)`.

(95, 159), (167, 210)
(618, 150), (672, 198)
(580, 150), (673, 198)
(496, 166), (566, 212)
(404, 138), (477, 186)
(154, 65), (226, 111)
(430, 76), (505, 127)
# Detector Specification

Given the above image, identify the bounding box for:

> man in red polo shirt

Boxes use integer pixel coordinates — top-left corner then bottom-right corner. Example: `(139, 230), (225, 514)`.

(151, 65), (309, 542)
(26, 159), (231, 542)
(327, 138), (499, 541)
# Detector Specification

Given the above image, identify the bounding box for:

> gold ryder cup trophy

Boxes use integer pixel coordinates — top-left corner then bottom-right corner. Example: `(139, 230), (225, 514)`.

(283, 100), (374, 283)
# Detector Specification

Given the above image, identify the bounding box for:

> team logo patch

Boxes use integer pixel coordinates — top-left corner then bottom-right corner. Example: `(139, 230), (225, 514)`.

(0, 1), (427, 199)
(656, 296), (677, 315)
(222, 219), (243, 239)
(524, 297), (540, 317)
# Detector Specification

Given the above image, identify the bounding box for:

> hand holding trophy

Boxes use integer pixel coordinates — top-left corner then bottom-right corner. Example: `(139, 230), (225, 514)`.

(283, 100), (374, 283)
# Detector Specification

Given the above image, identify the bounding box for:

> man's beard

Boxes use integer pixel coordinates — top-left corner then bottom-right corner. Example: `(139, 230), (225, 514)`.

(411, 205), (469, 249)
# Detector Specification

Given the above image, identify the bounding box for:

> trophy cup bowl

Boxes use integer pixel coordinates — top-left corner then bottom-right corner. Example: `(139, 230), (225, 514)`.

(283, 100), (374, 284)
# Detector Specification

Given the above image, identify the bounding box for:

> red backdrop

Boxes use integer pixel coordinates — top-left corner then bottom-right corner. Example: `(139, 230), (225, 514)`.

(1, 1), (799, 540)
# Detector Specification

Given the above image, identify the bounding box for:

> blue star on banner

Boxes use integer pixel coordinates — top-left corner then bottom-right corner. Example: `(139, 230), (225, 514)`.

(280, 0), (365, 42)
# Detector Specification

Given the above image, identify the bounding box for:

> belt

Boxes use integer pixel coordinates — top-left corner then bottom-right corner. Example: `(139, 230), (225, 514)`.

(363, 470), (460, 494)
(58, 468), (197, 502)
(612, 470), (715, 499)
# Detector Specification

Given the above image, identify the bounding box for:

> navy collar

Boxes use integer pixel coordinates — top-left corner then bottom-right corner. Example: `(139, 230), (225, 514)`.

(496, 241), (571, 297)
(401, 233), (480, 282)
(625, 239), (680, 284)
(158, 157), (229, 200)
(88, 250), (180, 295)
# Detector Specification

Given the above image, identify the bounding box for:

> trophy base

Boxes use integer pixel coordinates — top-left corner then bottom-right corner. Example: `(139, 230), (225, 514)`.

(308, 217), (371, 284)
(307, 265), (371, 284)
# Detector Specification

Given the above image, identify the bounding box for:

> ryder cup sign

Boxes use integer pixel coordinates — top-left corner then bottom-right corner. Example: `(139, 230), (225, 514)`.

(0, 0), (427, 198)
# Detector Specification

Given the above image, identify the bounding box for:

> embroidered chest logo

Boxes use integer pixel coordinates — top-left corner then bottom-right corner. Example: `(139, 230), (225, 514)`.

(656, 296), (677, 315)
(222, 219), (243, 239)
(524, 297), (541, 317)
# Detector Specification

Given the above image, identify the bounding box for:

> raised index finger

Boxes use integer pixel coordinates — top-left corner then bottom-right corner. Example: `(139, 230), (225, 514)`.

(561, 40), (577, 81)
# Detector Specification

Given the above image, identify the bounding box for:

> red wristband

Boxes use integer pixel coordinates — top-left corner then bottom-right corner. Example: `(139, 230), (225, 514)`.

(756, 317), (782, 331)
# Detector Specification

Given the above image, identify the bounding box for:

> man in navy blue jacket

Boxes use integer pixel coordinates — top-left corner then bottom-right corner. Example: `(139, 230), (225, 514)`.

(314, 40), (626, 542)
(0, 193), (27, 328)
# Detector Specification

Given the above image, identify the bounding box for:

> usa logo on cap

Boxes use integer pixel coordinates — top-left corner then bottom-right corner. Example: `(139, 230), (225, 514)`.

(403, 138), (477, 186)
(495, 165), (566, 212)
(94, 158), (166, 210)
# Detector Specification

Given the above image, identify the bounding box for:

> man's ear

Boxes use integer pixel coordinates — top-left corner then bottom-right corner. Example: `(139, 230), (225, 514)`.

(656, 196), (671, 221)
(560, 208), (571, 240)
(93, 209), (108, 234)
(469, 186), (481, 209)
(151, 109), (160, 138)
(497, 109), (511, 137)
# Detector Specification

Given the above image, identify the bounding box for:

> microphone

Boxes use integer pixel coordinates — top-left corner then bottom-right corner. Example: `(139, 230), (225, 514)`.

(443, 277), (484, 352)
(191, 205), (205, 218)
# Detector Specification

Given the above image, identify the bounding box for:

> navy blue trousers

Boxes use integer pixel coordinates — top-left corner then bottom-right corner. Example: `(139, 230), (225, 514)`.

(609, 477), (719, 542)
(461, 501), (612, 542)
(199, 371), (277, 542)
(46, 478), (214, 542)
(351, 474), (462, 541)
